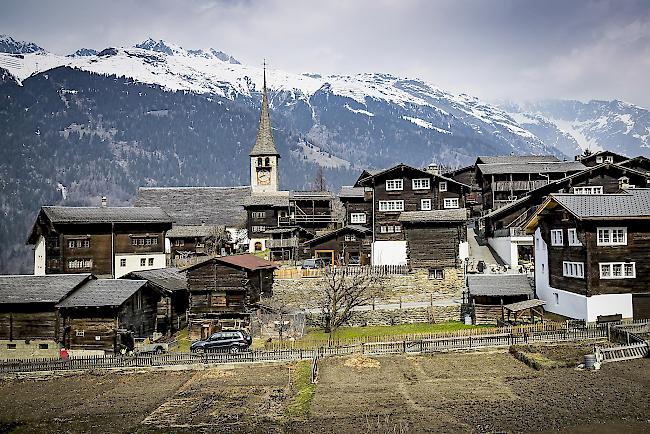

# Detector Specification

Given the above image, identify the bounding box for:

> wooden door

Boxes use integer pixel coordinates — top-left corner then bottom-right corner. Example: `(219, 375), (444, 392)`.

(632, 294), (650, 320)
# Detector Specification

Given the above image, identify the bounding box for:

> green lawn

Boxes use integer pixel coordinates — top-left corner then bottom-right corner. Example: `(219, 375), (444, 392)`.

(170, 327), (191, 352)
(284, 361), (316, 420)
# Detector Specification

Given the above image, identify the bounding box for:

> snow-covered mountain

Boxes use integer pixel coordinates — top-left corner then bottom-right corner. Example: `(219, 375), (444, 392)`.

(0, 34), (45, 54)
(503, 100), (650, 158)
(67, 48), (98, 57)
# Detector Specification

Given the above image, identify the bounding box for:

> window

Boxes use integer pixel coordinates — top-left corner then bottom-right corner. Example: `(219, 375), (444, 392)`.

(174, 239), (184, 247)
(68, 239), (90, 248)
(257, 157), (263, 166)
(251, 225), (267, 233)
(132, 238), (138, 246)
(120, 258), (126, 267)
(344, 234), (357, 242)
(573, 186), (603, 195)
(562, 261), (585, 278)
(600, 262), (636, 279)
(554, 293), (559, 305)
(567, 229), (581, 246)
(140, 258), (146, 267)
(596, 156), (603, 163)
(379, 224), (401, 233)
(597, 227), (627, 246)
(265, 157), (270, 166)
(138, 238), (145, 246)
(145, 238), (152, 245)
(443, 198), (459, 209)
(148, 258), (154, 266)
(350, 213), (366, 224)
(378, 200), (404, 212)
(439, 181), (447, 192)
(428, 268), (444, 279)
(68, 259), (92, 269)
(395, 225), (402, 233)
(412, 178), (430, 190)
(38, 343), (48, 350)
(420, 199), (432, 210)
(76, 330), (85, 337)
(7, 343), (16, 350)
(252, 211), (266, 219)
(385, 179), (403, 191)
(605, 156), (613, 163)
(68, 240), (75, 248)
(550, 229), (563, 246)
(82, 240), (90, 248)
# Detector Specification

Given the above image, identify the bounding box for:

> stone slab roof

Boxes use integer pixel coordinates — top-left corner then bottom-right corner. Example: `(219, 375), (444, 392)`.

(0, 274), (91, 304)
(56, 279), (148, 308)
(242, 192), (290, 207)
(135, 186), (250, 227)
(303, 224), (371, 245)
(467, 274), (533, 297)
(477, 155), (560, 165)
(339, 186), (365, 198)
(42, 206), (171, 224)
(122, 268), (187, 293)
(503, 298), (546, 312)
(551, 189), (650, 219)
(166, 225), (225, 238)
(477, 160), (585, 175)
(398, 209), (468, 223)
(290, 191), (334, 200)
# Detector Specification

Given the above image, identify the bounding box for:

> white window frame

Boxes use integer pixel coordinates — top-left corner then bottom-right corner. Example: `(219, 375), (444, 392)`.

(148, 258), (154, 266)
(443, 198), (459, 209)
(562, 261), (585, 278)
(567, 228), (581, 246)
(573, 186), (603, 195)
(439, 181), (447, 192)
(600, 262), (636, 279)
(596, 156), (603, 163)
(605, 156), (613, 163)
(344, 234), (357, 242)
(252, 211), (266, 219)
(550, 229), (563, 246)
(350, 213), (366, 224)
(597, 227), (627, 246)
(140, 258), (146, 267)
(378, 200), (404, 212)
(420, 199), (432, 211)
(385, 179), (403, 191)
(412, 178), (430, 190)
(251, 225), (267, 233)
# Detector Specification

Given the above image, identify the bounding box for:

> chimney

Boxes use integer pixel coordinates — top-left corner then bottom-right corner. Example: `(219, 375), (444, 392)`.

(425, 163), (440, 176)
(101, 196), (108, 208)
(619, 177), (630, 190)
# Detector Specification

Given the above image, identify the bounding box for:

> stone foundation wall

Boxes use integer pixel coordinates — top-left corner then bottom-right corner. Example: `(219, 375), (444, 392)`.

(272, 267), (465, 309)
(0, 339), (60, 360)
(306, 304), (461, 328)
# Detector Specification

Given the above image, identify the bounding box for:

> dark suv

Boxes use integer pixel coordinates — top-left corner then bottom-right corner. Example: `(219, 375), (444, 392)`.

(190, 330), (252, 353)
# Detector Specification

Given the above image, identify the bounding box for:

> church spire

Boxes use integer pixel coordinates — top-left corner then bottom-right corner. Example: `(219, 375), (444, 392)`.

(250, 60), (280, 157)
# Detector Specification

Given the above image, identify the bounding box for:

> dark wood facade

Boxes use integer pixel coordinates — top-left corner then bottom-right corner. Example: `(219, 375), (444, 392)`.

(444, 165), (483, 213)
(301, 226), (372, 265)
(402, 222), (466, 269)
(577, 150), (628, 167)
(185, 255), (276, 340)
(0, 306), (60, 341)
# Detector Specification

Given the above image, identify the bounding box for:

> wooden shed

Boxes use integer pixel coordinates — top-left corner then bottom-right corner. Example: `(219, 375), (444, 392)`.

(185, 254), (277, 340)
(465, 274), (534, 325)
(56, 279), (161, 353)
(0, 274), (92, 359)
(301, 225), (372, 265)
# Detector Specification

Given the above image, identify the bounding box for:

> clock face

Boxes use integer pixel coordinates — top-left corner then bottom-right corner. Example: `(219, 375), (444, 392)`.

(257, 169), (271, 185)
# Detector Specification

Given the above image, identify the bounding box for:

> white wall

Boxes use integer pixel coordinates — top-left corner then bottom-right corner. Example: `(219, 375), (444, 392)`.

(114, 253), (166, 278)
(488, 236), (517, 266)
(459, 241), (469, 263)
(533, 228), (632, 321)
(248, 238), (267, 253)
(372, 241), (407, 266)
(34, 235), (45, 275)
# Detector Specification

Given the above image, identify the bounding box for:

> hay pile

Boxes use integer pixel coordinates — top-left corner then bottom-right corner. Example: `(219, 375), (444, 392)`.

(344, 355), (381, 369)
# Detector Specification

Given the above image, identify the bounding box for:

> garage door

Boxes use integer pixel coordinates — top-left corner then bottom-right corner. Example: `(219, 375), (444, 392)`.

(632, 294), (650, 320)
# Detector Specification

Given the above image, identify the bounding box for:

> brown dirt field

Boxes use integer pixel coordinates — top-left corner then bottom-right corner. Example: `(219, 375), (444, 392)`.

(0, 350), (648, 433)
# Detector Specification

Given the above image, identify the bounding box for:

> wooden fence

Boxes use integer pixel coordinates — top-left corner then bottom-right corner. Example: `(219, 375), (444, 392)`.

(596, 321), (650, 364)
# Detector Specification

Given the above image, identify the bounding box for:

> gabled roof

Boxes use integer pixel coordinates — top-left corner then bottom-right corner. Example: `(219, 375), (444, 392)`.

(0, 274), (92, 305)
(184, 254), (277, 272)
(290, 191), (334, 200)
(41, 206), (171, 224)
(467, 274), (533, 297)
(398, 209), (468, 223)
(618, 156), (650, 173)
(135, 186), (250, 227)
(250, 66), (280, 157)
(303, 225), (371, 246)
(354, 169), (380, 186)
(122, 268), (187, 293)
(356, 163), (470, 190)
(242, 193), (290, 207)
(578, 150), (628, 163)
(442, 164), (475, 178)
(476, 160), (585, 175)
(476, 155), (560, 165)
(166, 225), (225, 238)
(56, 279), (149, 308)
(339, 186), (365, 198)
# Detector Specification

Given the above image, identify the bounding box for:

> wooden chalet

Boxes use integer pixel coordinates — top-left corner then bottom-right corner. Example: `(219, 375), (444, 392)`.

(301, 225), (372, 265)
(524, 189), (650, 321)
(465, 274), (534, 325)
(185, 254), (277, 340)
(619, 155), (650, 176)
(122, 268), (188, 336)
(398, 209), (468, 270)
(355, 163), (470, 266)
(443, 164), (483, 214)
(339, 186), (371, 228)
(0, 274), (92, 359)
(576, 150), (628, 167)
(27, 204), (172, 278)
(56, 279), (161, 353)
(243, 193), (291, 251)
(165, 224), (228, 266)
(475, 155), (585, 211)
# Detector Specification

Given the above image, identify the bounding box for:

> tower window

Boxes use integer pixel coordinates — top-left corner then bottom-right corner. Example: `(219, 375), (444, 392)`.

(257, 157), (263, 166)
(265, 157), (270, 166)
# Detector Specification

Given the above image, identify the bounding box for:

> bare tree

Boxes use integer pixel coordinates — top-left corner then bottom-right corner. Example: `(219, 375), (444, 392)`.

(313, 166), (327, 192)
(317, 271), (384, 334)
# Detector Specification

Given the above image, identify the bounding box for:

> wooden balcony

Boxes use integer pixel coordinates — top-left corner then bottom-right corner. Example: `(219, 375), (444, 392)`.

(278, 215), (336, 225)
(493, 180), (549, 192)
(267, 238), (299, 249)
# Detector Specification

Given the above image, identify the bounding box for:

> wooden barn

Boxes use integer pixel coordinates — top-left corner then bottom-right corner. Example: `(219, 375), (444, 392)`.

(398, 209), (468, 270)
(0, 274), (92, 359)
(465, 274), (534, 325)
(56, 279), (160, 353)
(185, 254), (277, 340)
(122, 268), (188, 336)
(301, 225), (372, 265)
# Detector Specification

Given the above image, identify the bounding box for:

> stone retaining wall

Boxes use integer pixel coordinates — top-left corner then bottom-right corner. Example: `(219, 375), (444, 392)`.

(306, 304), (461, 328)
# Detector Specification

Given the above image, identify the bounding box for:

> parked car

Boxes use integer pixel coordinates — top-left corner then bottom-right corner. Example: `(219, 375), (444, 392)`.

(190, 330), (252, 353)
(301, 258), (325, 269)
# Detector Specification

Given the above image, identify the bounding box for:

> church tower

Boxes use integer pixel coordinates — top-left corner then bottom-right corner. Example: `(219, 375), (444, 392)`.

(250, 63), (280, 194)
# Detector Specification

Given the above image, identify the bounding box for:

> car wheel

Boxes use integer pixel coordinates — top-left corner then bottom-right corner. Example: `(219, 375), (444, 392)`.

(193, 347), (204, 354)
(229, 345), (240, 354)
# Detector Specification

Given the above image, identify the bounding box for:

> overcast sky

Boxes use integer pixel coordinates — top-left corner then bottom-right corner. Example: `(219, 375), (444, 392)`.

(2, 0), (649, 107)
